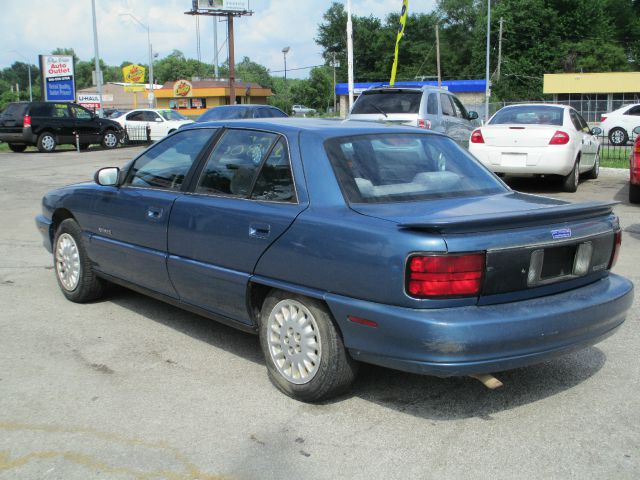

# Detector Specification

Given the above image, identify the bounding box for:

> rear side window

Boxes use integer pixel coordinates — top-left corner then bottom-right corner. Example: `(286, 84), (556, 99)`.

(325, 133), (507, 203)
(52, 104), (70, 118)
(199, 107), (248, 121)
(626, 106), (640, 116)
(351, 91), (422, 114)
(127, 111), (146, 121)
(255, 107), (287, 118)
(490, 106), (564, 126)
(426, 94), (438, 115)
(251, 138), (295, 202)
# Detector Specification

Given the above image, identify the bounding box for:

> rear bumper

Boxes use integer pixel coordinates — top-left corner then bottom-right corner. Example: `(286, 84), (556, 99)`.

(327, 274), (633, 376)
(470, 144), (575, 176)
(0, 128), (36, 145)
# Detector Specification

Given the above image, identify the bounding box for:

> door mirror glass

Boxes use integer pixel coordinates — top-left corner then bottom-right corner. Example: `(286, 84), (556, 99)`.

(467, 111), (479, 120)
(94, 167), (120, 186)
(633, 126), (640, 135)
(591, 127), (602, 135)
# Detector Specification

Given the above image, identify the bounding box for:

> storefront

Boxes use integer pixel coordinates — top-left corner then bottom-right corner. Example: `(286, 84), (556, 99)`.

(544, 72), (640, 122)
(154, 79), (273, 118)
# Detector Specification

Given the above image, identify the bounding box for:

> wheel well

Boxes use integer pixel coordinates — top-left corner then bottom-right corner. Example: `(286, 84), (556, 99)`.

(51, 208), (75, 241)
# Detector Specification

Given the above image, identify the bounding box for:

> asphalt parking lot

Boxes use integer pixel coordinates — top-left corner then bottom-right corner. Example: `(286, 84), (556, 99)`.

(0, 146), (638, 480)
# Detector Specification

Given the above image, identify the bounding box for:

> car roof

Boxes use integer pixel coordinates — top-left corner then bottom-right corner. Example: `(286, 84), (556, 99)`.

(181, 118), (444, 139)
(363, 85), (452, 94)
(498, 103), (569, 110)
(210, 104), (279, 109)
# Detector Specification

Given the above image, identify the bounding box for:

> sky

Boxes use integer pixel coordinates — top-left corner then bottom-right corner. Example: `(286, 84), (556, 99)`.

(0, 0), (436, 80)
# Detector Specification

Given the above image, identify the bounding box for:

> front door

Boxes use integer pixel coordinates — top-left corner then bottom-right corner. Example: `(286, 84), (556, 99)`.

(70, 104), (101, 145)
(86, 128), (215, 296)
(167, 129), (306, 323)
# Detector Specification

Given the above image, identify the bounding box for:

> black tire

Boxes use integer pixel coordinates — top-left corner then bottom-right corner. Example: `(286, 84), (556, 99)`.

(609, 127), (628, 146)
(102, 130), (119, 149)
(37, 132), (57, 153)
(259, 291), (358, 402)
(8, 144), (27, 152)
(53, 219), (104, 303)
(630, 183), (640, 204)
(79, 143), (90, 151)
(562, 158), (580, 192)
(585, 148), (600, 180)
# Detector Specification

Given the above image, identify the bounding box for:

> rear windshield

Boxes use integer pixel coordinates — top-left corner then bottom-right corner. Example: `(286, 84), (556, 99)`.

(351, 91), (422, 115)
(490, 106), (564, 126)
(325, 133), (507, 203)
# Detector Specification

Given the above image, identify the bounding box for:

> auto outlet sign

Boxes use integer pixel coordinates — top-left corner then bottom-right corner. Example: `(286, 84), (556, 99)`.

(39, 55), (76, 102)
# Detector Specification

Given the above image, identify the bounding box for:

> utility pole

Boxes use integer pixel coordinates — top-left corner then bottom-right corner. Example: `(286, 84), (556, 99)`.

(228, 13), (236, 105)
(332, 52), (337, 113)
(435, 24), (441, 88)
(484, 0), (491, 122)
(496, 17), (504, 82)
(346, 0), (354, 111)
(213, 17), (219, 78)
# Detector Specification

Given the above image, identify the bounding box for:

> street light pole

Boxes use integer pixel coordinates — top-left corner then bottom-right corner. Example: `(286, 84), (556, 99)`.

(484, 0), (491, 122)
(11, 50), (32, 102)
(282, 46), (290, 112)
(91, 0), (104, 117)
(121, 13), (155, 107)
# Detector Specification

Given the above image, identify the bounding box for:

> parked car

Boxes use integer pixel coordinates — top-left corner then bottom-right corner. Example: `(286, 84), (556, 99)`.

(0, 101), (124, 152)
(114, 108), (194, 141)
(600, 103), (640, 146)
(291, 104), (316, 116)
(348, 85), (479, 147)
(630, 126), (640, 204)
(36, 119), (633, 402)
(195, 104), (288, 122)
(469, 104), (601, 192)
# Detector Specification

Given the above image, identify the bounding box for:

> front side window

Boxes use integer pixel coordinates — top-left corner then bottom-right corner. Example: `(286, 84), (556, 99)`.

(325, 133), (507, 204)
(146, 111), (163, 122)
(451, 95), (469, 119)
(196, 129), (278, 196)
(125, 129), (213, 190)
(160, 110), (188, 121)
(440, 94), (454, 116)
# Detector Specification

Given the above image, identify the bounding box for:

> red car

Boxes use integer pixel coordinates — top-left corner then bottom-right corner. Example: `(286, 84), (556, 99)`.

(631, 127), (640, 204)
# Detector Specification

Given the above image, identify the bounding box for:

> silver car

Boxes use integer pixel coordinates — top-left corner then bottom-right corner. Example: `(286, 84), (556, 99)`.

(348, 86), (478, 147)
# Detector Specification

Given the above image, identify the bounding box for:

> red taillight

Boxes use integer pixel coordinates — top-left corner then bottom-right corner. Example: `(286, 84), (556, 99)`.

(470, 129), (484, 144)
(23, 115), (31, 127)
(406, 253), (485, 298)
(549, 130), (570, 145)
(609, 230), (622, 269)
(601, 115), (607, 122)
(418, 119), (431, 129)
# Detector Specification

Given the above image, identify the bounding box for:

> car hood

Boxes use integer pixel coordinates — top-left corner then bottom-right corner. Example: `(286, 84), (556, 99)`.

(349, 192), (617, 233)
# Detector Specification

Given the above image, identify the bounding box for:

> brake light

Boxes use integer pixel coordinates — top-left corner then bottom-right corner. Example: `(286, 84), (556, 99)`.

(23, 115), (31, 127)
(609, 230), (622, 269)
(600, 115), (607, 122)
(549, 130), (570, 145)
(418, 119), (431, 129)
(406, 253), (485, 298)
(470, 129), (484, 144)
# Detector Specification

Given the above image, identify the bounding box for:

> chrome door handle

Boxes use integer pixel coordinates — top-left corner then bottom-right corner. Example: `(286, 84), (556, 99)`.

(146, 207), (164, 220)
(249, 223), (271, 239)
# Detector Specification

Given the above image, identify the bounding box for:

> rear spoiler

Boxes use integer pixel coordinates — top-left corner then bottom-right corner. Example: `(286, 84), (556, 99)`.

(398, 201), (618, 234)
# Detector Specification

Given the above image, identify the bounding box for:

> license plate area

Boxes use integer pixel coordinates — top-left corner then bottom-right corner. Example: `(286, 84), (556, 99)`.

(527, 242), (593, 287)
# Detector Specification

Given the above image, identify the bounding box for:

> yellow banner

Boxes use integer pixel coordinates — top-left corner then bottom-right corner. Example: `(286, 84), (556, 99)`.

(124, 85), (146, 92)
(122, 64), (145, 84)
(390, 0), (409, 87)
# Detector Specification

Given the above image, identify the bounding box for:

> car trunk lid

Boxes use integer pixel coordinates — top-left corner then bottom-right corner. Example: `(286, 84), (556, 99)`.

(481, 125), (559, 147)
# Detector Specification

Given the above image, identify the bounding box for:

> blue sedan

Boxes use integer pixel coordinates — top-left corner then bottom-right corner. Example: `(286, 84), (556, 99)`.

(36, 119), (634, 402)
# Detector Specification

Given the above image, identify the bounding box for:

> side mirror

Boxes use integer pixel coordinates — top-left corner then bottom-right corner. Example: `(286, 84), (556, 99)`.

(94, 167), (120, 186)
(467, 111), (479, 120)
(633, 126), (640, 135)
(591, 127), (602, 135)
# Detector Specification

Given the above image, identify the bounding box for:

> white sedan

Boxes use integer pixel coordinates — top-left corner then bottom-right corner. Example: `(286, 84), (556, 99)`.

(600, 103), (640, 146)
(115, 109), (194, 141)
(469, 104), (601, 192)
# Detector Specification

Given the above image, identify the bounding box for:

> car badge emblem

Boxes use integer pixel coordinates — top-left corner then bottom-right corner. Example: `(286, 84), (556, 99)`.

(551, 228), (571, 239)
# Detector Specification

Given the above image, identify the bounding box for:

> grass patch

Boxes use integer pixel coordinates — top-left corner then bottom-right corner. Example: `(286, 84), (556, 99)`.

(600, 147), (630, 169)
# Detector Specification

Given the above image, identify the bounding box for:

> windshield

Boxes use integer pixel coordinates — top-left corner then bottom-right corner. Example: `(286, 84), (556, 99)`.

(351, 91), (422, 115)
(160, 110), (188, 121)
(325, 133), (507, 203)
(490, 106), (564, 126)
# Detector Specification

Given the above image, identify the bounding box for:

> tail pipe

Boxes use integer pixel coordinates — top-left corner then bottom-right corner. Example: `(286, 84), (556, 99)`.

(470, 373), (503, 390)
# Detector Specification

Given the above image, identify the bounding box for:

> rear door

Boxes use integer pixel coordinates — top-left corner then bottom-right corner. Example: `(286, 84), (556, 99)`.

(167, 128), (305, 323)
(569, 109), (597, 167)
(48, 103), (75, 143)
(124, 110), (149, 141)
(86, 128), (214, 296)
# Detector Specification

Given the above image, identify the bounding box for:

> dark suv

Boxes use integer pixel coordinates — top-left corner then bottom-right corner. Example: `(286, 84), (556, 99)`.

(0, 101), (124, 152)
